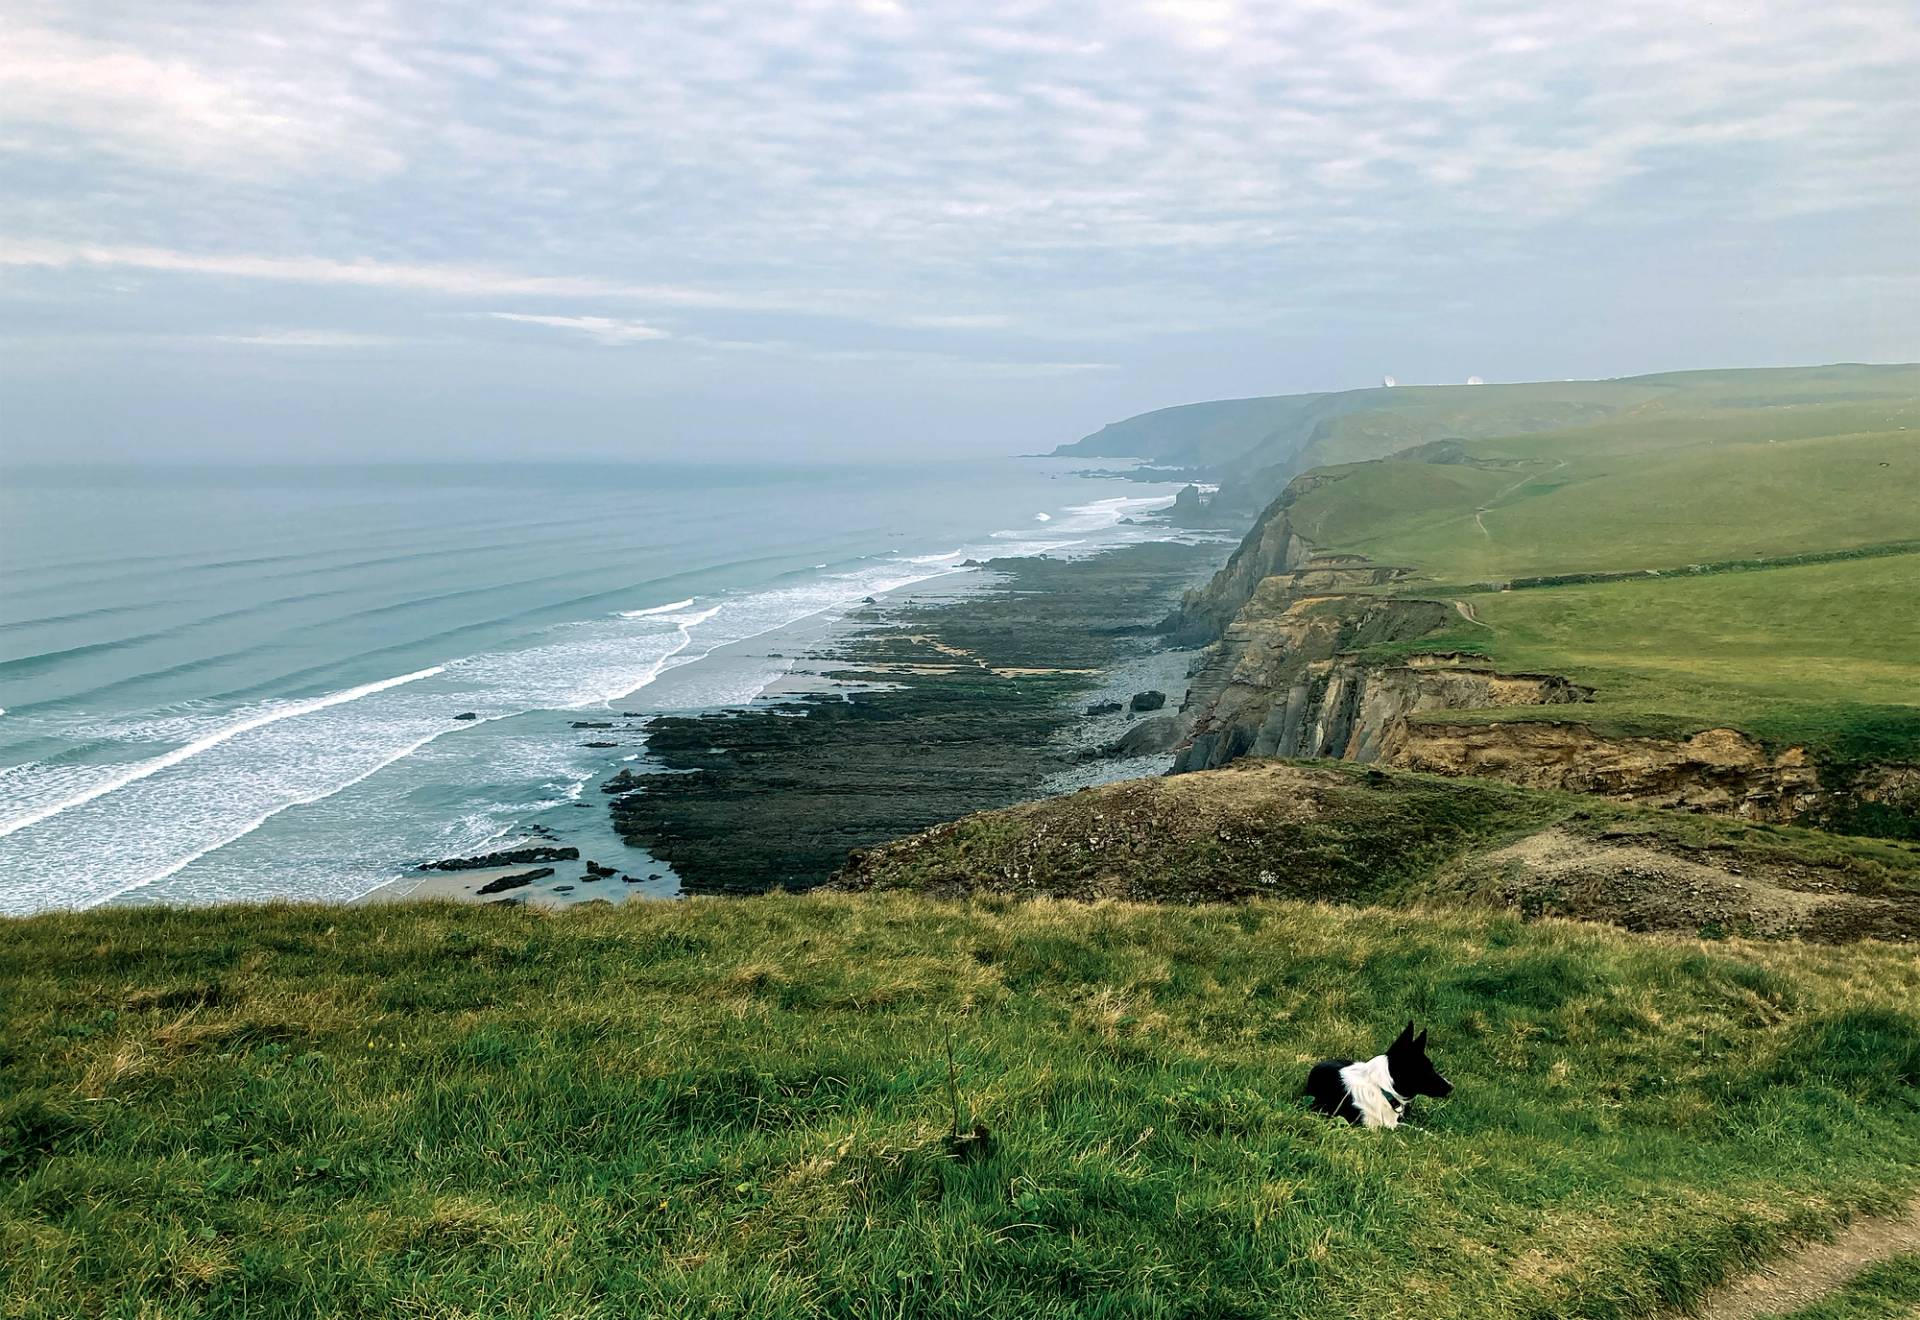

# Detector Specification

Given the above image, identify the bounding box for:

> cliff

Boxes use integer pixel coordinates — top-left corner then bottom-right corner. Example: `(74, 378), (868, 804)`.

(1163, 450), (1918, 834)
(1163, 473), (1347, 642)
(1171, 547), (1591, 773)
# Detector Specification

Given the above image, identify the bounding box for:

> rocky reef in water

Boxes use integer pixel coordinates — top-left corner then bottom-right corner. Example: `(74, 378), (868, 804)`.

(606, 542), (1225, 894)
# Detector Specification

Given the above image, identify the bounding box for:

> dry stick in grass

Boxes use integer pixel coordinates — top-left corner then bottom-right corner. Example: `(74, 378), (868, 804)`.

(945, 1031), (964, 1141)
(944, 1030), (992, 1161)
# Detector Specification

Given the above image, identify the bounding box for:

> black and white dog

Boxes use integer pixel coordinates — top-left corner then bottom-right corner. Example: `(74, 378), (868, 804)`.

(1305, 1021), (1452, 1128)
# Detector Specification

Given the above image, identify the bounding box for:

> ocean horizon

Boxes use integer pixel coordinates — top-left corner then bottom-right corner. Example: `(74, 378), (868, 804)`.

(0, 456), (1191, 914)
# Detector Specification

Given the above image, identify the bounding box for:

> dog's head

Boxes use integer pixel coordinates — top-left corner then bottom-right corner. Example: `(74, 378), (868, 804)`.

(1386, 1021), (1452, 1099)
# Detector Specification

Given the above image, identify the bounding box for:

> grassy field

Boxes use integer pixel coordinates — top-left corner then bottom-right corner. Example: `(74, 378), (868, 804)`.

(1285, 400), (1920, 584)
(1058, 364), (1920, 506)
(1228, 390), (1920, 769)
(5, 895), (1920, 1319)
(1419, 553), (1920, 762)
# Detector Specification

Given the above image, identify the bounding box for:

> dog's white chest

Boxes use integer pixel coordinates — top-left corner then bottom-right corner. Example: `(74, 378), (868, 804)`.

(1338, 1055), (1402, 1129)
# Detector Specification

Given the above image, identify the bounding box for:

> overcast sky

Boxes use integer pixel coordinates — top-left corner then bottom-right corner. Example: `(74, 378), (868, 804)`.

(2, 0), (1916, 461)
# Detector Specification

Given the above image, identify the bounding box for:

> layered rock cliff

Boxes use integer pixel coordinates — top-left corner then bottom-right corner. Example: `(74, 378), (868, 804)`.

(1165, 468), (1915, 832)
(1173, 564), (1591, 772)
(1164, 473), (1342, 642)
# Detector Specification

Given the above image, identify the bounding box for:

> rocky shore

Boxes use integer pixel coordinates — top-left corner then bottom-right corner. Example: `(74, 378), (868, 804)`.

(606, 541), (1227, 894)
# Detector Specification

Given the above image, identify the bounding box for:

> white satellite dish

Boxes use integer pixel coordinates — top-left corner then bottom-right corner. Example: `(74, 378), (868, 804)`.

(1382, 375), (1398, 388)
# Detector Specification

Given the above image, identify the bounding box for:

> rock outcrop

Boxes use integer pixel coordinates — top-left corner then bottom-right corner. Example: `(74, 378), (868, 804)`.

(1163, 483), (1226, 528)
(1164, 476), (1345, 642)
(420, 845), (579, 872)
(1392, 724), (1823, 822)
(474, 866), (554, 894)
(1107, 714), (1186, 757)
(831, 761), (1920, 941)
(1174, 560), (1510, 771)
(1179, 646), (1589, 771)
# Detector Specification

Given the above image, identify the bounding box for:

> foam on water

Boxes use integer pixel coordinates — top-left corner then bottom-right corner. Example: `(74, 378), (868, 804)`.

(619, 598), (697, 618)
(0, 665), (446, 840)
(0, 479), (1184, 912)
(0, 612), (709, 912)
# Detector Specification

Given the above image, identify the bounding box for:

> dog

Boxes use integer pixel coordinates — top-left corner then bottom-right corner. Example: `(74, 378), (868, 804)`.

(1304, 1021), (1451, 1128)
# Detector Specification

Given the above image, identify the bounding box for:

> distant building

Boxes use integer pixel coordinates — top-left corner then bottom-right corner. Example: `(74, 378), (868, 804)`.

(1467, 375), (1484, 385)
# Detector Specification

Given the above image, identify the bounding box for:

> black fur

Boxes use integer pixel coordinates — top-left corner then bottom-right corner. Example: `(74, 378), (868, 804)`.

(1304, 1058), (1364, 1123)
(1304, 1021), (1453, 1124)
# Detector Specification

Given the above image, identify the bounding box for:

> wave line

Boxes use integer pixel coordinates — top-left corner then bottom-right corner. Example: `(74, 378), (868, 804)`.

(0, 665), (446, 839)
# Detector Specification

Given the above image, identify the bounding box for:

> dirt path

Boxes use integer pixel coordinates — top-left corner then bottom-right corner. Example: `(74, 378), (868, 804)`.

(1452, 598), (1490, 628)
(1473, 459), (1565, 539)
(1675, 1198), (1920, 1319)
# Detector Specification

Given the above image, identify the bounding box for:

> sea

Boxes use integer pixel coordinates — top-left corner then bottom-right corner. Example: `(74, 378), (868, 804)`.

(0, 457), (1189, 914)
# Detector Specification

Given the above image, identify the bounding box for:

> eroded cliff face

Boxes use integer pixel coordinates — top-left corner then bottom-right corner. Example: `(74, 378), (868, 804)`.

(1390, 724), (1822, 822)
(1174, 556), (1832, 822)
(1171, 469), (1915, 834)
(1173, 555), (1590, 771)
(1165, 474), (1347, 642)
(1179, 644), (1591, 771)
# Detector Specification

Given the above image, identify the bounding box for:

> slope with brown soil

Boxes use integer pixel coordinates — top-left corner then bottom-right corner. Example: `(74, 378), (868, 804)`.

(833, 760), (1920, 942)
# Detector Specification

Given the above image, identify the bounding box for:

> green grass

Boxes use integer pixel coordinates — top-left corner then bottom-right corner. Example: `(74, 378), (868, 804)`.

(6, 896), (1920, 1318)
(1761, 1254), (1920, 1319)
(1434, 554), (1920, 764)
(1283, 400), (1920, 584)
(1063, 364), (1920, 497)
(1225, 392), (1920, 772)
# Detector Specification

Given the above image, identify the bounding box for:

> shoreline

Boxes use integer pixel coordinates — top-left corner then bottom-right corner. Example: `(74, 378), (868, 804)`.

(355, 513), (1238, 909)
(607, 537), (1232, 895)
(351, 571), (1002, 909)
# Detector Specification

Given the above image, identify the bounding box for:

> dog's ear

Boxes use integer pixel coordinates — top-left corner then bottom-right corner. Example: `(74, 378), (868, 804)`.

(1394, 1020), (1415, 1047)
(1414, 1029), (1428, 1049)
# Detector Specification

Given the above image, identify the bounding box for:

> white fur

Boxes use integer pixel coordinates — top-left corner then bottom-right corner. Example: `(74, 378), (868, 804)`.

(1338, 1055), (1402, 1129)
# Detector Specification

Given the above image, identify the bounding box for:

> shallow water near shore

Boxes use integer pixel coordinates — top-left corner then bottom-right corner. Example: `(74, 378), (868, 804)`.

(0, 457), (1192, 913)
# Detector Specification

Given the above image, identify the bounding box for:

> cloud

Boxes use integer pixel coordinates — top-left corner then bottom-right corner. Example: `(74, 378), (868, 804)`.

(649, 330), (1115, 376)
(0, 239), (780, 308)
(487, 312), (670, 345)
(11, 1), (1915, 272)
(0, 0), (1914, 439)
(0, 329), (406, 352)
(0, 21), (401, 177)
(0, 239), (1024, 332)
(207, 329), (406, 349)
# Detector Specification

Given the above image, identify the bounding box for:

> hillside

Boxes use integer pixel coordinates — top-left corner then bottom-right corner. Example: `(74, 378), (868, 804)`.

(6, 894), (1920, 1318)
(836, 761), (1920, 942)
(1162, 372), (1920, 836)
(1056, 364), (1920, 511)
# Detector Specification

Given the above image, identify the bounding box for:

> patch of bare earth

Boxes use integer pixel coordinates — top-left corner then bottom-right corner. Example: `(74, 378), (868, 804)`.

(1447, 826), (1920, 943)
(1673, 1199), (1920, 1319)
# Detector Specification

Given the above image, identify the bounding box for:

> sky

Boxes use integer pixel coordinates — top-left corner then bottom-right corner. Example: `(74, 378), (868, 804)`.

(2, 0), (1917, 462)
